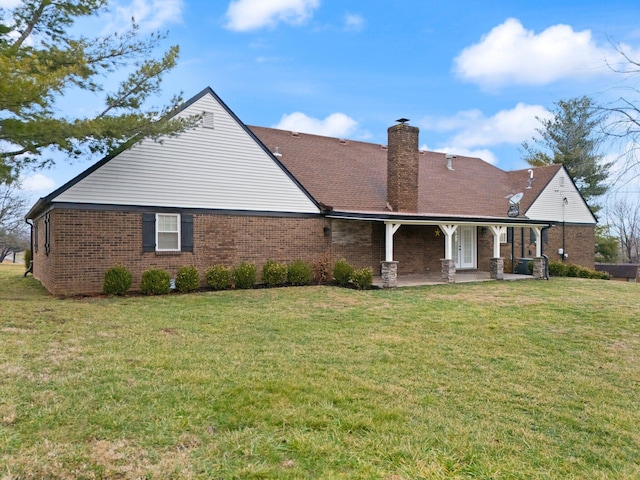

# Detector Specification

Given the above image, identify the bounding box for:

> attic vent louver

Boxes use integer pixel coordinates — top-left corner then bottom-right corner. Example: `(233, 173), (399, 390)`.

(291, 131), (299, 138)
(202, 111), (214, 129)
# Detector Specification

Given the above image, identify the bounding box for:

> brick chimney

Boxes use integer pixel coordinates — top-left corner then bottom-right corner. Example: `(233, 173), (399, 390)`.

(387, 121), (419, 212)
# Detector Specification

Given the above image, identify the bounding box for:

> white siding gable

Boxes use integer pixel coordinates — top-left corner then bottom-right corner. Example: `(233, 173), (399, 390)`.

(54, 91), (320, 214)
(525, 169), (596, 224)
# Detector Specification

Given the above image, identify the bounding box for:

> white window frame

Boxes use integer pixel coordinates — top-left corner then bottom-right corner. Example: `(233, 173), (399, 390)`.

(500, 230), (507, 244)
(156, 213), (181, 251)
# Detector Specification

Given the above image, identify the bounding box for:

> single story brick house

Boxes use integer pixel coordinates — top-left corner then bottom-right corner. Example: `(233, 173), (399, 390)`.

(26, 87), (597, 295)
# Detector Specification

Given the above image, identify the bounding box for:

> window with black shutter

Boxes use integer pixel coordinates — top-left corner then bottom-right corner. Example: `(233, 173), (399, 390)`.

(142, 213), (194, 252)
(142, 213), (156, 252)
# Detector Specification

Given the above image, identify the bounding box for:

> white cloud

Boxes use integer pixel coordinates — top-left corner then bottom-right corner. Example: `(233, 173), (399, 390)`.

(273, 112), (358, 138)
(106, 0), (183, 33)
(20, 173), (56, 192)
(343, 13), (364, 32)
(419, 103), (554, 165)
(454, 18), (615, 89)
(225, 0), (319, 32)
(0, 0), (21, 8)
(421, 103), (551, 149)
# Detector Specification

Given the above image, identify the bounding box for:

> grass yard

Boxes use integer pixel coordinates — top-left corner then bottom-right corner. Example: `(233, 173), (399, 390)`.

(1, 263), (640, 479)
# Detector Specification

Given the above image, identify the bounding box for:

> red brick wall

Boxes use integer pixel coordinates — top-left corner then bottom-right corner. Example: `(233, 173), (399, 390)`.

(33, 208), (331, 295)
(32, 207), (596, 295)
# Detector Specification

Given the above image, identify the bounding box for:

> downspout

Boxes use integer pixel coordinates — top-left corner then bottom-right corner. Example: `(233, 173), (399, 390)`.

(24, 218), (33, 277)
(541, 224), (551, 280)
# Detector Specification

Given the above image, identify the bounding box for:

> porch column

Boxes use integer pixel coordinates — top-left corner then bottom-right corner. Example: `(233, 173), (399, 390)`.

(382, 222), (401, 288)
(439, 224), (458, 283)
(439, 224), (458, 260)
(384, 222), (402, 262)
(488, 226), (506, 259)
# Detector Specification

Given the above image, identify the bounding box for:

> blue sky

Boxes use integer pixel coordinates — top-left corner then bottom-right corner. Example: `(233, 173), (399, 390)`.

(9, 0), (640, 199)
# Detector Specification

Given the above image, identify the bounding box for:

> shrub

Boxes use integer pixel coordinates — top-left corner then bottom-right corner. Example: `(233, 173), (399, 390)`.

(350, 267), (373, 290)
(24, 249), (32, 269)
(548, 261), (568, 277)
(103, 265), (133, 296)
(175, 265), (199, 293)
(262, 260), (288, 286)
(206, 265), (232, 291)
(233, 262), (256, 289)
(548, 261), (609, 280)
(333, 259), (354, 287)
(288, 260), (312, 286)
(140, 268), (171, 295)
(312, 252), (331, 285)
(566, 264), (580, 278)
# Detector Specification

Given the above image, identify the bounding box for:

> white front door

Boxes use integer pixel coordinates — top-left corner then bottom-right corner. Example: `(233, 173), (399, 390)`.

(454, 226), (477, 269)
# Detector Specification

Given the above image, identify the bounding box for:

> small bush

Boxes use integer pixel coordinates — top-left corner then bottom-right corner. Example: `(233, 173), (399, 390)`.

(566, 264), (580, 278)
(24, 249), (32, 269)
(350, 267), (373, 290)
(233, 262), (256, 289)
(140, 268), (171, 295)
(262, 260), (288, 286)
(288, 260), (312, 286)
(103, 265), (133, 296)
(206, 265), (232, 290)
(312, 252), (331, 285)
(548, 261), (568, 277)
(175, 265), (199, 293)
(333, 259), (354, 287)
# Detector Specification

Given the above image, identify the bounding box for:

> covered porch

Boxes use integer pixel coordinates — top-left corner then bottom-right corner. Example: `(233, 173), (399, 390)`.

(378, 218), (549, 288)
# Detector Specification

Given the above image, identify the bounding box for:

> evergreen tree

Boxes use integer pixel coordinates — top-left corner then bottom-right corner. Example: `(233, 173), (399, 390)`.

(0, 0), (198, 181)
(522, 96), (611, 213)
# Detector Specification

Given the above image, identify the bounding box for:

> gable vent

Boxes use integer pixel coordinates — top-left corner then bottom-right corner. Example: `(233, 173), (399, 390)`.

(202, 111), (214, 129)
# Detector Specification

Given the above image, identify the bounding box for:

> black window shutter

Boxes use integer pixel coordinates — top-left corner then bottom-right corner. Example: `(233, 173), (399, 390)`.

(142, 213), (156, 252)
(542, 228), (549, 244)
(530, 228), (536, 243)
(507, 227), (513, 244)
(181, 214), (194, 252)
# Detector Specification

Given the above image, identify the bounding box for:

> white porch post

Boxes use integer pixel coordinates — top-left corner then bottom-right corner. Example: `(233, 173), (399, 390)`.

(532, 226), (542, 257)
(489, 226), (506, 258)
(439, 224), (458, 260)
(385, 222), (401, 262)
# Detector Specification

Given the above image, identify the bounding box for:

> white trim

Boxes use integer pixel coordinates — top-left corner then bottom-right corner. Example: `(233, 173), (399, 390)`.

(156, 213), (181, 251)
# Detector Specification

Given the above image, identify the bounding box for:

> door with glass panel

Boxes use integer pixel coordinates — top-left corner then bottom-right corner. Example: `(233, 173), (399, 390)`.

(454, 226), (476, 269)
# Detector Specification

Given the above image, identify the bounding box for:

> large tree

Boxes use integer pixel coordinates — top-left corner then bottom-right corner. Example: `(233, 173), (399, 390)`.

(602, 46), (640, 184)
(522, 96), (611, 213)
(607, 197), (640, 263)
(0, 179), (29, 262)
(0, 0), (197, 181)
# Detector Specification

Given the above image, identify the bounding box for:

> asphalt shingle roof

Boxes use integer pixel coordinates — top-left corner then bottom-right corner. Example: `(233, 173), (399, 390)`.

(249, 126), (563, 219)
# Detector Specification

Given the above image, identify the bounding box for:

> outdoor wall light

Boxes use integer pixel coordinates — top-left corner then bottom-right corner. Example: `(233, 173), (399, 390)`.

(481, 227), (487, 235)
(323, 226), (331, 236)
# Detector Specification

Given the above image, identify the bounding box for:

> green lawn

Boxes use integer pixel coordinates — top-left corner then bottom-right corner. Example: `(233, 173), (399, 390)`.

(1, 263), (639, 479)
